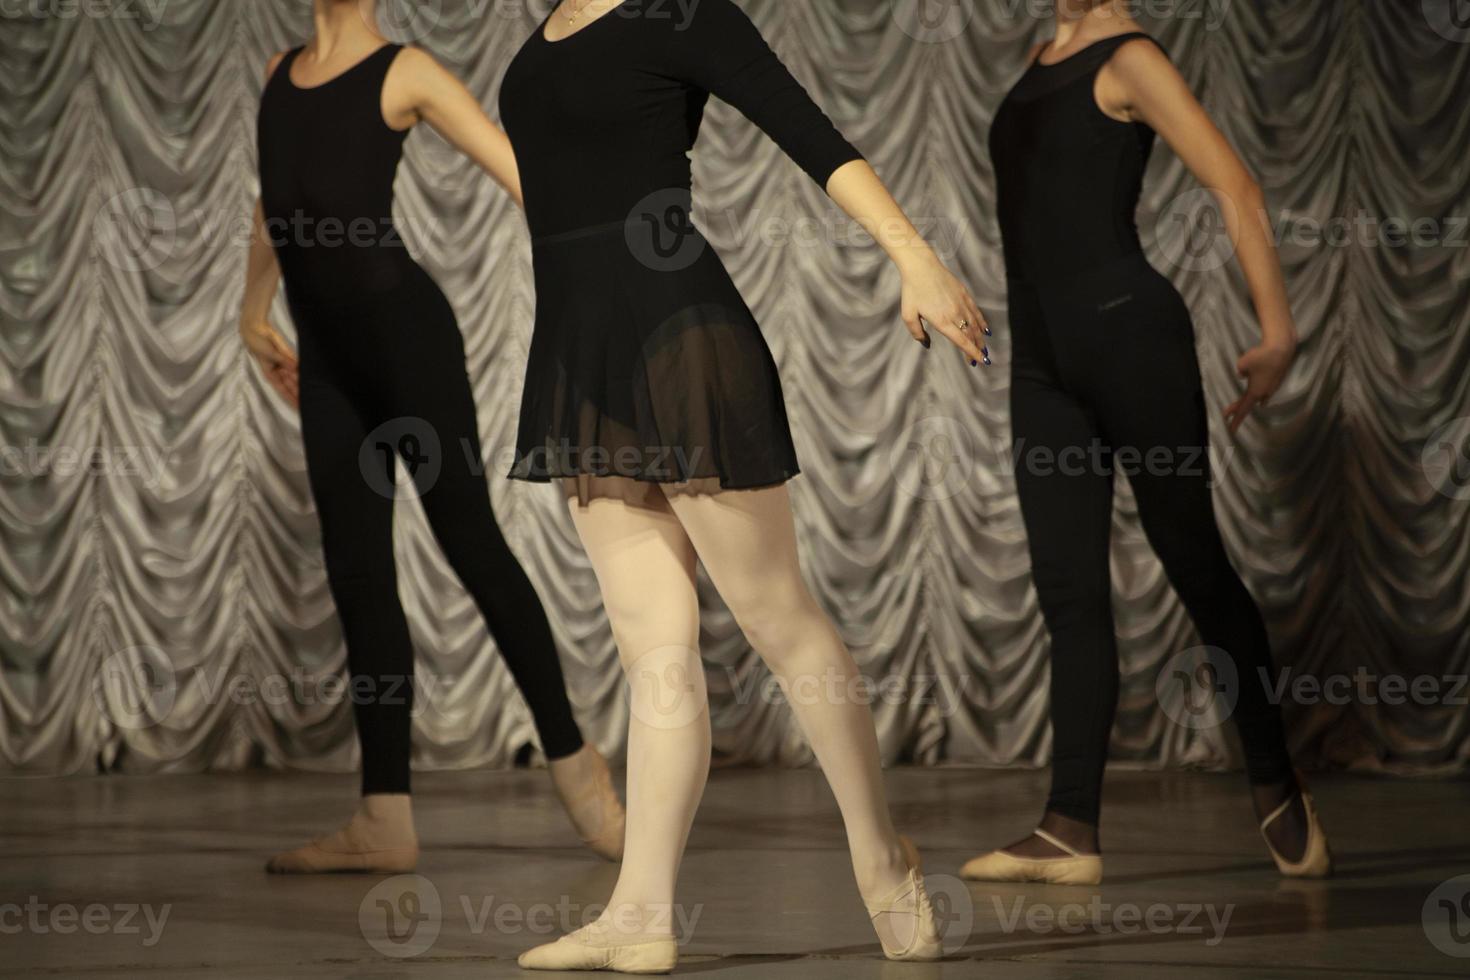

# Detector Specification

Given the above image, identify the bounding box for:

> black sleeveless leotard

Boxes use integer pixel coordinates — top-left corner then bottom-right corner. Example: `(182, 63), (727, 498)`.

(256, 44), (584, 792)
(257, 45), (424, 307)
(988, 32), (1294, 824)
(498, 0), (862, 488)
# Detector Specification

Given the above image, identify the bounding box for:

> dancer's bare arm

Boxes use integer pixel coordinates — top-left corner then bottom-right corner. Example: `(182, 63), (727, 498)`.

(1101, 41), (1296, 432)
(828, 162), (990, 366)
(385, 48), (524, 207)
(239, 52), (299, 409)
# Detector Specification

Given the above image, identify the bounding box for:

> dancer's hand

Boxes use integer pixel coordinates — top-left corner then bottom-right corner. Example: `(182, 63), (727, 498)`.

(1224, 340), (1293, 433)
(241, 320), (300, 408)
(821, 162), (990, 366)
(899, 252), (990, 366)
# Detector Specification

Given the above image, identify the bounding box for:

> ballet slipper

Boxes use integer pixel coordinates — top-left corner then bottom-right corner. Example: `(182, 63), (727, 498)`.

(864, 835), (944, 961)
(959, 828), (1103, 885)
(517, 920), (677, 974)
(1261, 782), (1332, 878)
(266, 794), (419, 874)
(549, 743), (626, 862)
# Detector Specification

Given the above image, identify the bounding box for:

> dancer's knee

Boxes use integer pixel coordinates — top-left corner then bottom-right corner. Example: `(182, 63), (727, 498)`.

(724, 581), (831, 666)
(619, 639), (709, 731)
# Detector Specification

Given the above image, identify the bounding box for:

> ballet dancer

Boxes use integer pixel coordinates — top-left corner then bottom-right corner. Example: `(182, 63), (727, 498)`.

(240, 0), (623, 872)
(503, 0), (992, 972)
(961, 0), (1330, 886)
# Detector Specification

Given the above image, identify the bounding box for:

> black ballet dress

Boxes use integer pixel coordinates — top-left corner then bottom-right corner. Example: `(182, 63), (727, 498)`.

(498, 0), (862, 489)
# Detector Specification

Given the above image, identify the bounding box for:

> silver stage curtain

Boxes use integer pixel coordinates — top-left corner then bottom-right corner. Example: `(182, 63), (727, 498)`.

(1, 1), (1466, 780)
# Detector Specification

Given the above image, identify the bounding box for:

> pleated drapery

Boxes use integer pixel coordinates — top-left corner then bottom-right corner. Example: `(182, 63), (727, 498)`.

(1, 1), (1466, 779)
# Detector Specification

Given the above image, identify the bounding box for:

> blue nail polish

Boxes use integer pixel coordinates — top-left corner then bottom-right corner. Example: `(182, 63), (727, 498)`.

(984, 325), (993, 336)
(982, 346), (990, 357)
(982, 355), (992, 366)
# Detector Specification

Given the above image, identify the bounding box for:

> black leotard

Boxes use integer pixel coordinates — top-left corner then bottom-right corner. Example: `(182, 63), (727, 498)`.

(256, 44), (584, 791)
(498, 0), (862, 488)
(989, 33), (1294, 823)
(257, 45), (423, 308)
(990, 35), (1160, 283)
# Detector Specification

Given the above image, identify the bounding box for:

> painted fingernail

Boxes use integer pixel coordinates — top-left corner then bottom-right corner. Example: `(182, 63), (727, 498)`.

(982, 346), (990, 357)
(983, 324), (993, 336)
(921, 336), (931, 349)
(970, 359), (978, 367)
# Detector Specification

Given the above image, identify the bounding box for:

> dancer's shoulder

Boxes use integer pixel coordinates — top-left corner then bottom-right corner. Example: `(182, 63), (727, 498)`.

(264, 50), (290, 87)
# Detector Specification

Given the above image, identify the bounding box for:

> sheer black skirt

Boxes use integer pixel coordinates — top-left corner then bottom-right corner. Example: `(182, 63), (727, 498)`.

(509, 219), (800, 491)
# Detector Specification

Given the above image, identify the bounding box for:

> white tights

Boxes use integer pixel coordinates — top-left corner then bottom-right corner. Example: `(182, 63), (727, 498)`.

(565, 480), (907, 936)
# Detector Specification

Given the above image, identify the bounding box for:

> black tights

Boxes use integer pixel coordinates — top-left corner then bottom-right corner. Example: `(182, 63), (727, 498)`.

(1009, 256), (1294, 828)
(295, 274), (584, 795)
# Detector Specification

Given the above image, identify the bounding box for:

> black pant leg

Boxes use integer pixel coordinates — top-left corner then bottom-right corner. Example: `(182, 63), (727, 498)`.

(299, 366), (416, 795)
(1093, 279), (1294, 787)
(1012, 365), (1119, 826)
(387, 296), (584, 761)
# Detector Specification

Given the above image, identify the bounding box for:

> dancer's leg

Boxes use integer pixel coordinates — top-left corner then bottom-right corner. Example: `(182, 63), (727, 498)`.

(1007, 373), (1116, 857)
(660, 484), (908, 899)
(267, 368), (417, 872)
(565, 489), (707, 932)
(522, 480), (939, 968)
(403, 320), (584, 761)
(303, 372), (414, 795)
(1101, 351), (1304, 858)
(396, 320), (627, 857)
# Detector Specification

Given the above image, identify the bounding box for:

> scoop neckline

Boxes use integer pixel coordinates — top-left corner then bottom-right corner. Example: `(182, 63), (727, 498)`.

(286, 43), (395, 90)
(540, 0), (633, 45)
(1034, 31), (1150, 68)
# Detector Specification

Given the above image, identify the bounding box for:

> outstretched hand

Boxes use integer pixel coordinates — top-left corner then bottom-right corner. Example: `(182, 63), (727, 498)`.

(899, 255), (991, 366)
(241, 321), (300, 408)
(1224, 341), (1293, 433)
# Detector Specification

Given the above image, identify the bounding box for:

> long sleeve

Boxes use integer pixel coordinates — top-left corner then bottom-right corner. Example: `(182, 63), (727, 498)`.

(665, 0), (862, 189)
